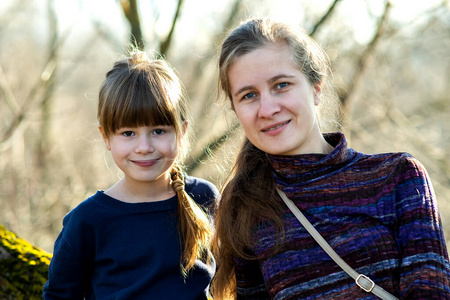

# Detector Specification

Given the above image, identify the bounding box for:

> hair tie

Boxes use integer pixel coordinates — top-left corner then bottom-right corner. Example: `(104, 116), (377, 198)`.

(172, 178), (184, 193)
(171, 168), (185, 193)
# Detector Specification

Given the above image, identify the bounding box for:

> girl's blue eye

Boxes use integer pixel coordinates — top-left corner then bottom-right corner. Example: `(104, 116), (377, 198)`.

(153, 129), (165, 135)
(122, 131), (134, 137)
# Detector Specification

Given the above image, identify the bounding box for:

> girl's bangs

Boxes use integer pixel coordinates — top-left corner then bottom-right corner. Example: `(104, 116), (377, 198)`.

(113, 75), (175, 131)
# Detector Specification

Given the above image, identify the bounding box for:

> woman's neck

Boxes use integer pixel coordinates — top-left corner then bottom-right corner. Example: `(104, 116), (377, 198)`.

(268, 132), (353, 185)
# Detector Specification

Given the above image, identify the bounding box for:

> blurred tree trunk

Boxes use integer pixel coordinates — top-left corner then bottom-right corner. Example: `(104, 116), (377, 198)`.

(37, 0), (58, 170)
(29, 0), (60, 230)
(119, 0), (185, 56)
(120, 0), (144, 50)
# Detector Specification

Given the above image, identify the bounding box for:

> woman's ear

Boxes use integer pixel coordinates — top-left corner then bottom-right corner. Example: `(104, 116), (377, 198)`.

(98, 125), (111, 151)
(313, 82), (322, 106)
(230, 96), (236, 112)
(181, 121), (188, 136)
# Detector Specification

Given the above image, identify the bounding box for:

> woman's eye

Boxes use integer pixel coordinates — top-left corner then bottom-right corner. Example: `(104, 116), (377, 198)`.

(276, 82), (289, 89)
(243, 92), (256, 100)
(153, 129), (165, 135)
(122, 131), (134, 137)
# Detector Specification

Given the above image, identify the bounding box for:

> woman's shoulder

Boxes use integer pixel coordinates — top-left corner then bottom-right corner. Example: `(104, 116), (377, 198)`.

(385, 152), (429, 181)
(355, 150), (428, 179)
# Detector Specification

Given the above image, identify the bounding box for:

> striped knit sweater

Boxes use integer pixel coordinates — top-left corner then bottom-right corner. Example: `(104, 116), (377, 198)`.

(233, 132), (450, 299)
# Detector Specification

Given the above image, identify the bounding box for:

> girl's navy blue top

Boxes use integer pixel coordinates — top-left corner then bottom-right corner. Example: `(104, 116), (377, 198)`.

(43, 175), (219, 300)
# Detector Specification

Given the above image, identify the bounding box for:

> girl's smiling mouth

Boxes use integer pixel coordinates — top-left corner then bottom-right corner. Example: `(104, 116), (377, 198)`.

(131, 159), (158, 167)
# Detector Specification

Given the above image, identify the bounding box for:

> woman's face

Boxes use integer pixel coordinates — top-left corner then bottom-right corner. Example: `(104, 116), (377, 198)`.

(228, 42), (325, 156)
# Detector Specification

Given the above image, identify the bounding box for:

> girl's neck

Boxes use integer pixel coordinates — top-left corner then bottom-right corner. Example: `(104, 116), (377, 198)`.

(105, 174), (175, 203)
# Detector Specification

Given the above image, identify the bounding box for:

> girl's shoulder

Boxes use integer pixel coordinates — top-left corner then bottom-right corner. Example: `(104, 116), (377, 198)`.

(61, 191), (110, 227)
(184, 175), (220, 208)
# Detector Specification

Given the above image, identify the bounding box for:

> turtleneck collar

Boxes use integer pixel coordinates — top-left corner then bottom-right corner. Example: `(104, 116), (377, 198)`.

(267, 132), (359, 187)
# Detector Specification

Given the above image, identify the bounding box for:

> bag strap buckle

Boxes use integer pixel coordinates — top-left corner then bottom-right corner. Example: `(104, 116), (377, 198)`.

(356, 274), (375, 292)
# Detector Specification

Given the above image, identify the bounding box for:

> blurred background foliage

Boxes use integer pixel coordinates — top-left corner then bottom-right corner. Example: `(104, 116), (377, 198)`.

(0, 0), (449, 253)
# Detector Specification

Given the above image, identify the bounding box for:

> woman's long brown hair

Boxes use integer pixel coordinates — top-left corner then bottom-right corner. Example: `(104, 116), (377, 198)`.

(211, 139), (283, 299)
(211, 18), (338, 299)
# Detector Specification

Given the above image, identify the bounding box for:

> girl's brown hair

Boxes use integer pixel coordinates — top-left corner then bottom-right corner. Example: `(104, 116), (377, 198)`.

(98, 50), (212, 277)
(212, 18), (339, 299)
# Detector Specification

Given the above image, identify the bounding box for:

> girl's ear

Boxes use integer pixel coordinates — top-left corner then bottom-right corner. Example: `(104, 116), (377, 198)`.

(313, 82), (322, 106)
(98, 125), (111, 151)
(178, 121), (188, 147)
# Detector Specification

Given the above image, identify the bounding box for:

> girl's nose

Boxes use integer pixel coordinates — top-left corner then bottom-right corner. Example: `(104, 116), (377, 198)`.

(135, 136), (154, 154)
(257, 93), (281, 118)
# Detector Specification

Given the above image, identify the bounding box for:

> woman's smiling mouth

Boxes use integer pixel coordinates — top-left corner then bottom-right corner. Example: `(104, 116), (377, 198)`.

(262, 120), (290, 132)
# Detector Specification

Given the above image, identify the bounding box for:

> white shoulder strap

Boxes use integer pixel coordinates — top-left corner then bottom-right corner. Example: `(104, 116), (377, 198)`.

(276, 187), (398, 300)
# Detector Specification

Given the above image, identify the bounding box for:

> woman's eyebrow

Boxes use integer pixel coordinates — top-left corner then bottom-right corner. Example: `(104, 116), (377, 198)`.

(267, 74), (295, 84)
(233, 74), (295, 97)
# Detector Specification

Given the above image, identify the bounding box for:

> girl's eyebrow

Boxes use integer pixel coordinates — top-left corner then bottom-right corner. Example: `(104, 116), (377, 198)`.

(233, 74), (295, 98)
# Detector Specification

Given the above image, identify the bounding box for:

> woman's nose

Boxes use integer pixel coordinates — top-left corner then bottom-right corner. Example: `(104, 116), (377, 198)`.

(257, 93), (281, 118)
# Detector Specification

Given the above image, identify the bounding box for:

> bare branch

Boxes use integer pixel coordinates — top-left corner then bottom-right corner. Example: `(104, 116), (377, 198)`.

(0, 0), (72, 146)
(181, 0), (244, 173)
(186, 120), (241, 173)
(339, 1), (392, 115)
(309, 0), (342, 37)
(0, 56), (58, 146)
(0, 65), (21, 115)
(160, 0), (185, 56)
(189, 0), (243, 83)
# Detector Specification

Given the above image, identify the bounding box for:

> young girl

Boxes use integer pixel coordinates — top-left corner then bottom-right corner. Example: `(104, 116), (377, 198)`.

(212, 18), (450, 299)
(43, 50), (219, 299)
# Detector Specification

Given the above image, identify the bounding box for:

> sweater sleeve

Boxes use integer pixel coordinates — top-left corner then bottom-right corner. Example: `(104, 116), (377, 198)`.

(394, 155), (450, 299)
(43, 202), (95, 300)
(42, 231), (89, 299)
(234, 256), (271, 299)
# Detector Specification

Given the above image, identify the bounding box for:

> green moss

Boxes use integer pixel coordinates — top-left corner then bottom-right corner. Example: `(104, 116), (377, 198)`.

(0, 224), (52, 299)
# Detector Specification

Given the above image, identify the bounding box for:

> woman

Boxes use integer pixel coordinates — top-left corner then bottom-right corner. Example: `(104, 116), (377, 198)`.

(212, 17), (450, 299)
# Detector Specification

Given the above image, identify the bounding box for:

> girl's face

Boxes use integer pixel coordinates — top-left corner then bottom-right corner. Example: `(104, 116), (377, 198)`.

(101, 125), (180, 189)
(228, 43), (325, 156)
